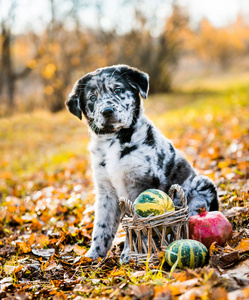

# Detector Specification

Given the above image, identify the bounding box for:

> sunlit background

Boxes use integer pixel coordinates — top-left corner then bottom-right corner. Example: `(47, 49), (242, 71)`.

(1, 0), (249, 114)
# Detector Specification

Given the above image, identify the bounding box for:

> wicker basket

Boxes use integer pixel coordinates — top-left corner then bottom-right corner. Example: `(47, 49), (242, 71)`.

(119, 184), (189, 264)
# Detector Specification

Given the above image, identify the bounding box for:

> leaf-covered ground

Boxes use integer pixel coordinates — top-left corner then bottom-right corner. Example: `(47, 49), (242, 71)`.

(0, 74), (249, 299)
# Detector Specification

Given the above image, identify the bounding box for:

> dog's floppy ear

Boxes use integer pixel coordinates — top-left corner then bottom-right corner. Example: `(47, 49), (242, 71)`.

(124, 66), (149, 99)
(65, 80), (82, 120)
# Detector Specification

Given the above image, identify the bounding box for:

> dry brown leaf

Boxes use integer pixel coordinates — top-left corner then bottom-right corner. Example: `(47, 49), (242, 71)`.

(153, 286), (172, 300)
(35, 234), (49, 247)
(131, 270), (147, 278)
(171, 278), (201, 294)
(73, 244), (87, 256)
(4, 265), (23, 275)
(228, 286), (249, 300)
(222, 207), (249, 219)
(226, 259), (249, 281)
(43, 260), (57, 271)
(130, 285), (154, 300)
(172, 271), (191, 282)
(32, 248), (55, 258)
(178, 286), (205, 300)
(208, 287), (228, 300)
(209, 243), (241, 269)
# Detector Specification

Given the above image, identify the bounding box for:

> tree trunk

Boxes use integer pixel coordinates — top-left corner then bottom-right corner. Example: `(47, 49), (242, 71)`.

(1, 24), (15, 108)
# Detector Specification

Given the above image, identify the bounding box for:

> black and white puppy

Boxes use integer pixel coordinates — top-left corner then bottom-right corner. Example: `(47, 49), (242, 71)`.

(66, 65), (219, 261)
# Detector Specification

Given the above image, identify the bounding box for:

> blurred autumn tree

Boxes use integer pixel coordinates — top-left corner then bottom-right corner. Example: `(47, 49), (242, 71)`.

(192, 16), (249, 69)
(0, 0), (190, 113)
(0, 1), (40, 112)
(113, 5), (189, 93)
(1, 0), (249, 115)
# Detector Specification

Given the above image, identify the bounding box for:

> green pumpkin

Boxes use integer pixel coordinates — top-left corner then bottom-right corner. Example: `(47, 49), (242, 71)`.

(165, 239), (208, 269)
(134, 189), (175, 217)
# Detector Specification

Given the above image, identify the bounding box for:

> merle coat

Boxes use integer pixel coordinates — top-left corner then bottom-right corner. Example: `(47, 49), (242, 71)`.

(66, 65), (219, 261)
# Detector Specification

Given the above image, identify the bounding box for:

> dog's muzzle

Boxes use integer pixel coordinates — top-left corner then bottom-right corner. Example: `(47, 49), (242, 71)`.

(97, 106), (120, 131)
(101, 107), (114, 118)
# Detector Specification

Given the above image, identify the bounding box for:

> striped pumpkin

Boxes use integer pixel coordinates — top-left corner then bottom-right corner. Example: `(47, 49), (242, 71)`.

(134, 189), (175, 217)
(165, 239), (208, 269)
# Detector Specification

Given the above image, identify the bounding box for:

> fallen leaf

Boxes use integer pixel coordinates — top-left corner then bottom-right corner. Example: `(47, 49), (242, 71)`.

(73, 244), (87, 256)
(32, 248), (55, 258)
(171, 278), (201, 293)
(228, 286), (249, 300)
(154, 286), (172, 300)
(43, 260), (57, 271)
(30, 218), (43, 230)
(131, 270), (147, 278)
(226, 259), (249, 281)
(234, 238), (249, 253)
(110, 270), (126, 277)
(178, 286), (205, 300)
(208, 287), (228, 300)
(130, 285), (154, 300)
(209, 243), (241, 269)
(16, 241), (31, 254)
(222, 207), (249, 219)
(4, 265), (23, 275)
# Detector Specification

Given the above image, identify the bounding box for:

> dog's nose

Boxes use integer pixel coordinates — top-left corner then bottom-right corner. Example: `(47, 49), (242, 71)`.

(101, 107), (114, 117)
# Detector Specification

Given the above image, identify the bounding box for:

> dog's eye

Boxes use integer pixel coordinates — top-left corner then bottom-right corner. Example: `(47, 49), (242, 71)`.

(90, 95), (97, 102)
(114, 87), (123, 94)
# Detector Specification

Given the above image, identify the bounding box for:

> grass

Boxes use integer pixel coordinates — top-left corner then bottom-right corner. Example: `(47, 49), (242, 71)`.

(0, 111), (89, 178)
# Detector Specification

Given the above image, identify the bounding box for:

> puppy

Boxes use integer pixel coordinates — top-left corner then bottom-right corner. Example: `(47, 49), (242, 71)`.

(66, 65), (219, 262)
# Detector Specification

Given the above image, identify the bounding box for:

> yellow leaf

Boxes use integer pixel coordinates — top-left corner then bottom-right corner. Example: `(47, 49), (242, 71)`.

(30, 218), (43, 230)
(168, 284), (181, 296)
(110, 270), (126, 277)
(218, 160), (231, 169)
(154, 286), (172, 299)
(16, 241), (31, 254)
(234, 238), (249, 252)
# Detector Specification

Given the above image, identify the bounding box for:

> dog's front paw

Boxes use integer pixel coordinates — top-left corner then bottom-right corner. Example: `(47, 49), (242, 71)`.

(119, 249), (130, 264)
(85, 247), (103, 260)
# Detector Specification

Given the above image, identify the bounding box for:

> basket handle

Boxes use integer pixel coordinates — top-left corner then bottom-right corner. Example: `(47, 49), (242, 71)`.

(119, 196), (137, 220)
(168, 184), (187, 207)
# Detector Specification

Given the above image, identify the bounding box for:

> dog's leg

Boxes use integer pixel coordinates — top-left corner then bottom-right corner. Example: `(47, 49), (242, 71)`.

(120, 237), (130, 264)
(187, 175), (219, 216)
(85, 191), (120, 259)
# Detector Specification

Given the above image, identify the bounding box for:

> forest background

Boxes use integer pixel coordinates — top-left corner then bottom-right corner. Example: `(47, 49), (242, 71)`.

(1, 0), (249, 114)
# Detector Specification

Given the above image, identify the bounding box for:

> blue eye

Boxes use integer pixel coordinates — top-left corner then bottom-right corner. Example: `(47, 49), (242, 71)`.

(90, 95), (97, 102)
(114, 87), (122, 94)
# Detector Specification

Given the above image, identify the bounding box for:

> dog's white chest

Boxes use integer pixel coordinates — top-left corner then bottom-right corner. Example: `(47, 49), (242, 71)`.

(105, 142), (128, 198)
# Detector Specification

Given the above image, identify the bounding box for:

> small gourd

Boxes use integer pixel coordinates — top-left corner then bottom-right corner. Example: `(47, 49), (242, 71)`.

(134, 189), (175, 217)
(165, 239), (208, 269)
